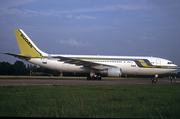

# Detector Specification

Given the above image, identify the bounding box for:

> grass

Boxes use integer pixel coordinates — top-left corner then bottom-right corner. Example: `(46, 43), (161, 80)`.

(0, 84), (180, 118)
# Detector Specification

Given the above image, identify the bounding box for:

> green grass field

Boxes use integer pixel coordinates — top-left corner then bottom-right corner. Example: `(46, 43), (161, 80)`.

(0, 84), (180, 118)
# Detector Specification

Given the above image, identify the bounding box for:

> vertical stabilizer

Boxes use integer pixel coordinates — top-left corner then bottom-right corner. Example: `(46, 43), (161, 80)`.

(13, 29), (48, 57)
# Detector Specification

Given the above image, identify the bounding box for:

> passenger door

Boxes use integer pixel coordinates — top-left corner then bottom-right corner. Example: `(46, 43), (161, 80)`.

(156, 59), (161, 66)
(42, 58), (47, 64)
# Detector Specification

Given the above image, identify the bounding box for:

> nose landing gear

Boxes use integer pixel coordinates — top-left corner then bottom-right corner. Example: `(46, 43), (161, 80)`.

(151, 74), (158, 84)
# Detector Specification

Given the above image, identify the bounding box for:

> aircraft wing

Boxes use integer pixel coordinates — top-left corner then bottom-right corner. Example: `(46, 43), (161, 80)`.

(2, 52), (31, 60)
(53, 56), (115, 70)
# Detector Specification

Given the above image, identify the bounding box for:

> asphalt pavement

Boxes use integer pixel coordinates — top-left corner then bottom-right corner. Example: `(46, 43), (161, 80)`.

(0, 78), (175, 86)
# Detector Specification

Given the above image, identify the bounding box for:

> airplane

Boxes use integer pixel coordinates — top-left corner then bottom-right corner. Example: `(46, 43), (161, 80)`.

(3, 29), (179, 80)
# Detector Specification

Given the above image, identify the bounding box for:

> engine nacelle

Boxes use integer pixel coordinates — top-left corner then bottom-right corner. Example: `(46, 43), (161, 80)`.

(100, 68), (122, 77)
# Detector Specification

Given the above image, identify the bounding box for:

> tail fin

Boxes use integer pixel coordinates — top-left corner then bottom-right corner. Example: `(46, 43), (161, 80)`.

(13, 29), (48, 57)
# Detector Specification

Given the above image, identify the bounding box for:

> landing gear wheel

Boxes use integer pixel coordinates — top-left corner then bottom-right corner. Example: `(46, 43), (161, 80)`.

(97, 75), (101, 80)
(87, 74), (102, 81)
(154, 78), (157, 83)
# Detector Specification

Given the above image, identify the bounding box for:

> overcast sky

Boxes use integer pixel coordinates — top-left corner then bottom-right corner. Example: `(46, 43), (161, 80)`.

(0, 0), (180, 73)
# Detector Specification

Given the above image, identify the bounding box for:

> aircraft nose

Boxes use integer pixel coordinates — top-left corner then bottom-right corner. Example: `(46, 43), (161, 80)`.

(175, 64), (179, 68)
(174, 64), (179, 70)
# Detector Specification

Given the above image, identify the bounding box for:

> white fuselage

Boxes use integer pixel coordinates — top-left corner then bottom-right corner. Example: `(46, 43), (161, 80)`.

(28, 54), (178, 76)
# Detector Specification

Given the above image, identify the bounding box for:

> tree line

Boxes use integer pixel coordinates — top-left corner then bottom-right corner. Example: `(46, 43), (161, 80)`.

(0, 61), (59, 76)
(0, 61), (180, 77)
(0, 61), (88, 76)
(0, 61), (28, 75)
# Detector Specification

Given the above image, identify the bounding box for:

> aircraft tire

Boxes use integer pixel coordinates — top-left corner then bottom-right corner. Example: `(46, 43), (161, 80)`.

(98, 77), (101, 80)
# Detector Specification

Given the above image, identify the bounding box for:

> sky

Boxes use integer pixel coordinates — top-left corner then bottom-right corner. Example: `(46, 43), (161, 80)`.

(0, 0), (180, 73)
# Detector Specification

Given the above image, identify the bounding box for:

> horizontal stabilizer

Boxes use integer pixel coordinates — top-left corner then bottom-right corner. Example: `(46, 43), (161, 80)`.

(2, 52), (31, 60)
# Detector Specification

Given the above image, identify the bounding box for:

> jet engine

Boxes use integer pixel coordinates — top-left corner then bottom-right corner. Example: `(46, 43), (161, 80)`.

(100, 67), (122, 77)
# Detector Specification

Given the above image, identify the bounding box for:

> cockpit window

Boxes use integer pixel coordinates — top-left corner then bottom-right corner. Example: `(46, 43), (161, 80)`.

(168, 62), (173, 64)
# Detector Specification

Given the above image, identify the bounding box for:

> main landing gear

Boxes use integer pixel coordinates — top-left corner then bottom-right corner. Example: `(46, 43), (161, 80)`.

(87, 74), (101, 80)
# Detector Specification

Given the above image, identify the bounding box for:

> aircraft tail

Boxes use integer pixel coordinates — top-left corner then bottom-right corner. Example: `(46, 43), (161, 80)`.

(13, 29), (48, 57)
